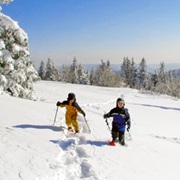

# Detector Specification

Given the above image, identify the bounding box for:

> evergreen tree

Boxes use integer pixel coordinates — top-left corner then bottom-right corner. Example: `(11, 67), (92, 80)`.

(0, 7), (39, 99)
(68, 57), (89, 84)
(157, 62), (166, 83)
(38, 61), (46, 80)
(165, 70), (180, 98)
(129, 58), (137, 88)
(149, 71), (158, 90)
(93, 60), (120, 87)
(68, 57), (79, 83)
(153, 62), (166, 94)
(45, 58), (59, 81)
(120, 57), (132, 86)
(90, 68), (95, 85)
(60, 64), (70, 82)
(137, 58), (148, 89)
(77, 64), (90, 84)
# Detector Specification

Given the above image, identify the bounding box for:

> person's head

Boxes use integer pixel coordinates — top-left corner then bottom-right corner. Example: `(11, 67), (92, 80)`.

(67, 93), (76, 101)
(116, 98), (125, 108)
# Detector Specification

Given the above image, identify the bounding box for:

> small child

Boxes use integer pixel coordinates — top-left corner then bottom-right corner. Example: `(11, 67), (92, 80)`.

(103, 98), (131, 145)
(56, 93), (85, 133)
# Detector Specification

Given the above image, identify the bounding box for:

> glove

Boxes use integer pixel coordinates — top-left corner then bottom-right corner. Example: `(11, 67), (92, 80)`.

(127, 121), (131, 131)
(56, 101), (61, 106)
(82, 111), (86, 117)
(103, 114), (108, 119)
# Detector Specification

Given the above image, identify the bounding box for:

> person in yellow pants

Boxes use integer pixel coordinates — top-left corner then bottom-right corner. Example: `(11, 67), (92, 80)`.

(56, 93), (85, 133)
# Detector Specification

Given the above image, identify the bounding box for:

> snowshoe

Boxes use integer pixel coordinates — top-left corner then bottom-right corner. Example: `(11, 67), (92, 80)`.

(108, 141), (116, 146)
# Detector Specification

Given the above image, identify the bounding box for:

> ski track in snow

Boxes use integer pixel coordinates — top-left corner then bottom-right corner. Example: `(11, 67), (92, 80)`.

(56, 134), (98, 180)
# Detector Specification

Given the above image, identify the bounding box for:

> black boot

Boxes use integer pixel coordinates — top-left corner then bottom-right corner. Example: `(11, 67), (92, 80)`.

(119, 134), (125, 145)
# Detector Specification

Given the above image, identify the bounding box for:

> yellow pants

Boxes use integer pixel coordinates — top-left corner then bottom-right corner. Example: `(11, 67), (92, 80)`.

(65, 113), (79, 131)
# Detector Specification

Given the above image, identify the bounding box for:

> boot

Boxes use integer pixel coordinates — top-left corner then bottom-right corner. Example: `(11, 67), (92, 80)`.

(119, 135), (125, 146)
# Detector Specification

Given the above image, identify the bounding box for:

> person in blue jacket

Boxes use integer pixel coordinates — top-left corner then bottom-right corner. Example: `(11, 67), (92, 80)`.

(103, 98), (131, 145)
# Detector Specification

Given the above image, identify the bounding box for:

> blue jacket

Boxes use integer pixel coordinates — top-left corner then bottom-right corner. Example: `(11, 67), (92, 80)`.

(106, 107), (130, 131)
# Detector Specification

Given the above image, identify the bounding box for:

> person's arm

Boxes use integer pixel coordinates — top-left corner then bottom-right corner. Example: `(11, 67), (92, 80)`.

(73, 102), (86, 116)
(56, 100), (68, 107)
(103, 108), (115, 118)
(124, 108), (131, 131)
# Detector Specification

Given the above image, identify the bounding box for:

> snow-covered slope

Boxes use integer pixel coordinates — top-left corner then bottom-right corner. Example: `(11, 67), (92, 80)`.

(0, 81), (180, 180)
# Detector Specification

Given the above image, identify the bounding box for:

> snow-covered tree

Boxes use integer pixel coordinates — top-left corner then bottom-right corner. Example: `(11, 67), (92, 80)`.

(0, 0), (13, 4)
(45, 58), (60, 81)
(120, 57), (137, 87)
(38, 61), (46, 80)
(60, 64), (70, 82)
(129, 58), (137, 88)
(165, 70), (180, 98)
(0, 11), (39, 99)
(137, 58), (148, 89)
(92, 60), (120, 87)
(68, 57), (79, 83)
(67, 57), (89, 84)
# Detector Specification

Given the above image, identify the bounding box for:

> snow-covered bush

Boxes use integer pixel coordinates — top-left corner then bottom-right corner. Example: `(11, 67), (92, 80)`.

(0, 12), (39, 99)
(0, 0), (13, 4)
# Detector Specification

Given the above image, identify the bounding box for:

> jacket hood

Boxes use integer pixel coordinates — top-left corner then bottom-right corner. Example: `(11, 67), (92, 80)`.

(116, 98), (125, 107)
(67, 93), (76, 101)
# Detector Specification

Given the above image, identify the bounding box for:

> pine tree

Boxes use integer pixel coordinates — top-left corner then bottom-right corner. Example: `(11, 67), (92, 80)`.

(93, 60), (119, 87)
(0, 8), (39, 99)
(60, 64), (70, 82)
(165, 70), (180, 98)
(45, 58), (59, 81)
(67, 57), (89, 84)
(137, 58), (148, 89)
(77, 64), (90, 84)
(120, 57), (132, 86)
(129, 58), (137, 88)
(38, 61), (46, 80)
(157, 62), (166, 83)
(68, 57), (79, 83)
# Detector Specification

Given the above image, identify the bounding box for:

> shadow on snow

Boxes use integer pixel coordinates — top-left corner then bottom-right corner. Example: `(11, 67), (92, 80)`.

(13, 124), (61, 131)
(131, 103), (180, 111)
(50, 139), (108, 149)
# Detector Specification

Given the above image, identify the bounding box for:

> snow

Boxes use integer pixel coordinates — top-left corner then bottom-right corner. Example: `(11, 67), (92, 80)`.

(0, 80), (180, 180)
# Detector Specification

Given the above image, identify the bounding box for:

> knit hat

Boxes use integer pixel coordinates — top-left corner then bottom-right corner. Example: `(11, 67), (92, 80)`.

(116, 98), (125, 106)
(67, 93), (76, 101)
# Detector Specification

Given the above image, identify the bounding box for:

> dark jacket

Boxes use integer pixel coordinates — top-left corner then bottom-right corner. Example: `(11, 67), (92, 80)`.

(106, 106), (130, 131)
(60, 100), (85, 116)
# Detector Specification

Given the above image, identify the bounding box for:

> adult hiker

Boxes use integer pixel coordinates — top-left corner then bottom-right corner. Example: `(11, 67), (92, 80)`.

(103, 97), (131, 146)
(56, 93), (86, 133)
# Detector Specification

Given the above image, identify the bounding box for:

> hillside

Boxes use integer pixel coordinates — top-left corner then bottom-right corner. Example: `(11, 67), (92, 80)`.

(0, 81), (180, 180)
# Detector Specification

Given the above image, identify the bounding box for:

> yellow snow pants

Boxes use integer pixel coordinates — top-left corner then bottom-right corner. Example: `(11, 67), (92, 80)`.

(65, 112), (79, 131)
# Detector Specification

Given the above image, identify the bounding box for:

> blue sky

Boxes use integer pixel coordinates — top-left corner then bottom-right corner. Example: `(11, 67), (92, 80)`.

(1, 0), (180, 67)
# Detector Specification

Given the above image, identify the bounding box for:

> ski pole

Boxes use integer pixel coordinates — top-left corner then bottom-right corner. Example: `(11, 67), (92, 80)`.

(105, 118), (111, 134)
(52, 106), (58, 126)
(128, 130), (132, 140)
(83, 116), (91, 133)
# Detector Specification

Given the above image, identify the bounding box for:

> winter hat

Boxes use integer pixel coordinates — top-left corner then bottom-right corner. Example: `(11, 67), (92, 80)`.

(116, 98), (125, 106)
(67, 93), (76, 101)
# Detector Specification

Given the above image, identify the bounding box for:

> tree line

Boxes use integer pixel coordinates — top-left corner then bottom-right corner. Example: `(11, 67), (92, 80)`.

(38, 57), (180, 98)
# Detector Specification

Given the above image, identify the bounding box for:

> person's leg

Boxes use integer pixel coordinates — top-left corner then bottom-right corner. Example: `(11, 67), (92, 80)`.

(119, 131), (125, 145)
(112, 124), (118, 141)
(72, 116), (79, 132)
(65, 114), (72, 129)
